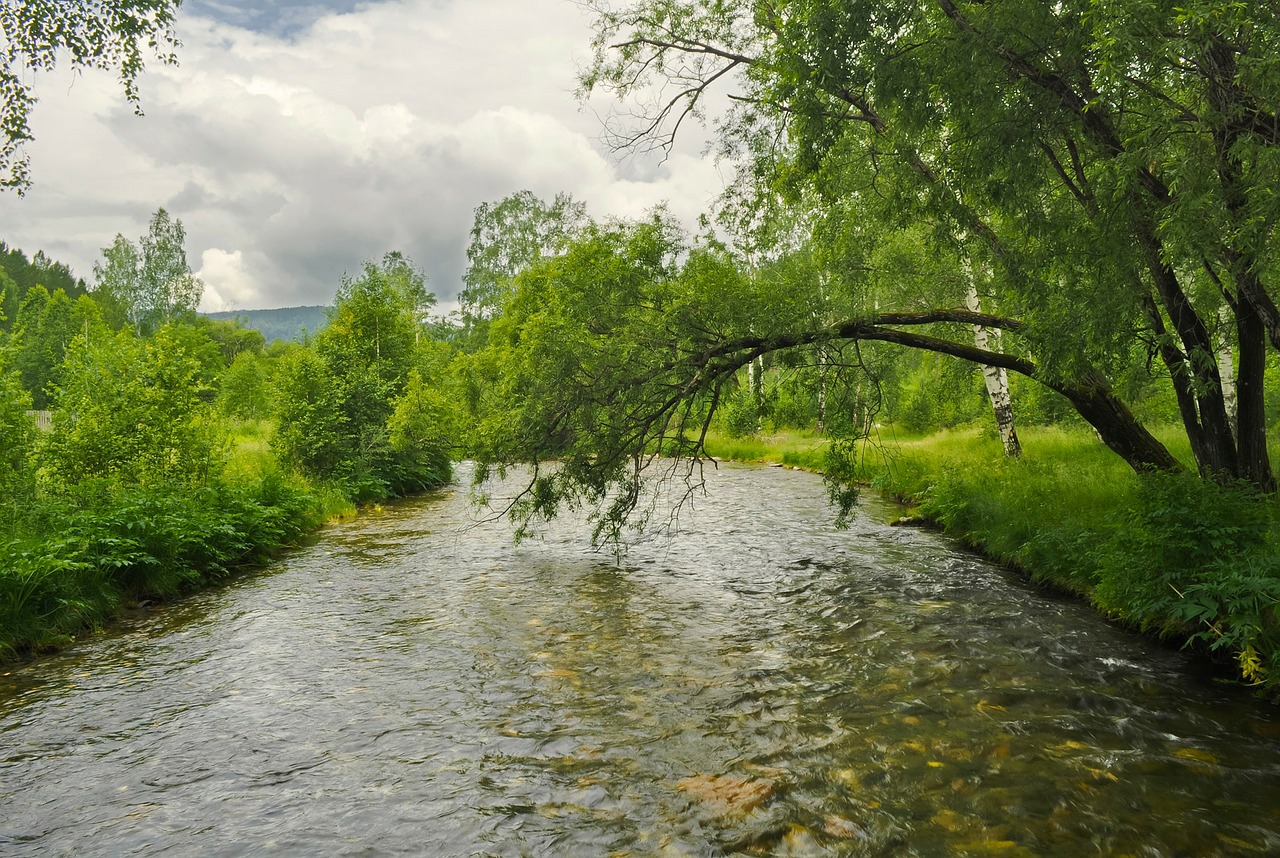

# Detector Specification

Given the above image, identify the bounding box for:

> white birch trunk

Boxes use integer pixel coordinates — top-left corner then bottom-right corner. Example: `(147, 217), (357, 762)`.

(748, 355), (765, 432)
(965, 284), (1022, 458)
(1218, 304), (1238, 439)
(816, 351), (827, 433)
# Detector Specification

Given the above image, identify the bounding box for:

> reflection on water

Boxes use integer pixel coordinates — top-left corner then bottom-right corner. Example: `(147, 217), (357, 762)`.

(1, 463), (1278, 856)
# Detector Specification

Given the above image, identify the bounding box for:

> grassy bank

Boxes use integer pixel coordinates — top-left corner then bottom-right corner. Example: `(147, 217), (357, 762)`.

(0, 420), (434, 664)
(705, 426), (1280, 697)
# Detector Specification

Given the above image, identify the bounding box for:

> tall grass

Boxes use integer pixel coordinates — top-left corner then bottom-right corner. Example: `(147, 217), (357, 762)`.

(703, 428), (830, 469)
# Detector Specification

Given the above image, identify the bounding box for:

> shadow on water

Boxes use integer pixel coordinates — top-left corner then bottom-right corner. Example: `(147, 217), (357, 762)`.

(1, 463), (1278, 856)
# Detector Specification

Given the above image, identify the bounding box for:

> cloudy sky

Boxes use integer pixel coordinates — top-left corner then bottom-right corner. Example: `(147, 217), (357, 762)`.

(0, 0), (729, 312)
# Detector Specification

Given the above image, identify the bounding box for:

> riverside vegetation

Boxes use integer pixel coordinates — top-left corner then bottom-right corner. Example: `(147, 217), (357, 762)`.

(6, 197), (1280, 696)
(3, 1), (1279, 699)
(0, 226), (453, 662)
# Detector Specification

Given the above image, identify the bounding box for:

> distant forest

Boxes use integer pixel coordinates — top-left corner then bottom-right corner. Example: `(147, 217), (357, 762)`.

(202, 306), (330, 344)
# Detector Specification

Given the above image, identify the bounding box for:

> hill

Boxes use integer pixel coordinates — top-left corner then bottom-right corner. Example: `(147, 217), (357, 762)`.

(203, 305), (330, 344)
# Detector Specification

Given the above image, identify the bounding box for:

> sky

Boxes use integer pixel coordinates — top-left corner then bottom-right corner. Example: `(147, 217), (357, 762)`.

(0, 0), (729, 312)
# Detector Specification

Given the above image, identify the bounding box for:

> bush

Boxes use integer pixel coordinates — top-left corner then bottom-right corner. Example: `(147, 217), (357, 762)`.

(1093, 473), (1280, 684)
(719, 391), (761, 438)
(0, 475), (322, 660)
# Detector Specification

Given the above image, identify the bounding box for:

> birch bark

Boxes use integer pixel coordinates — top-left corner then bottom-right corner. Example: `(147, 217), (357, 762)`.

(965, 284), (1022, 458)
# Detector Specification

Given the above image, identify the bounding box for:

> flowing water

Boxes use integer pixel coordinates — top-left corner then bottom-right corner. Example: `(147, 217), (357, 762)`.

(2, 463), (1278, 857)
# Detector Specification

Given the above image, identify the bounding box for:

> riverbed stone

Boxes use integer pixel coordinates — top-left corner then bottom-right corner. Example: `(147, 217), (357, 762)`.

(676, 773), (775, 814)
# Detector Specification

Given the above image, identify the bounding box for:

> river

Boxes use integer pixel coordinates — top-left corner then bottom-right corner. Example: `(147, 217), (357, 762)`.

(1, 463), (1278, 856)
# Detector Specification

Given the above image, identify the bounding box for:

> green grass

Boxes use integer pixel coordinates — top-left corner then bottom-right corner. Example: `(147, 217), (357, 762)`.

(703, 427), (830, 469)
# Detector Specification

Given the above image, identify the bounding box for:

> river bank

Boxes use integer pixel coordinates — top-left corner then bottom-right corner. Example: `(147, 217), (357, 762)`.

(0, 421), (450, 666)
(702, 426), (1280, 699)
(4, 463), (1276, 855)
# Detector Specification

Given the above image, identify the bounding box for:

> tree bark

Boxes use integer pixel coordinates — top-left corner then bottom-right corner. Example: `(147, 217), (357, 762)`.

(964, 284), (1021, 458)
(1234, 297), (1275, 492)
(1217, 304), (1238, 435)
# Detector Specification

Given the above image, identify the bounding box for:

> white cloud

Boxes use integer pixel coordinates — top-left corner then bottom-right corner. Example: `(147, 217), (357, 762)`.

(0, 0), (730, 310)
(196, 247), (256, 310)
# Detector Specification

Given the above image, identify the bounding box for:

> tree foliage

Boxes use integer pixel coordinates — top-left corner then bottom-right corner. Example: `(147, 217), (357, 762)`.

(575, 0), (1280, 492)
(40, 326), (215, 493)
(92, 208), (203, 335)
(461, 190), (588, 327)
(273, 252), (451, 500)
(1, 0), (181, 191)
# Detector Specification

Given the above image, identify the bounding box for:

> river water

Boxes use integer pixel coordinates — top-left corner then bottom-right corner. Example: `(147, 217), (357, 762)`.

(1, 464), (1278, 856)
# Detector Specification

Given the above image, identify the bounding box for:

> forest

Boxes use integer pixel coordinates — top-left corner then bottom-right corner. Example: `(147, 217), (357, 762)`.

(2, 0), (1279, 700)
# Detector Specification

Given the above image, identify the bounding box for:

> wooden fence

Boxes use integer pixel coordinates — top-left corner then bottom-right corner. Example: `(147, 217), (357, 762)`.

(25, 410), (52, 432)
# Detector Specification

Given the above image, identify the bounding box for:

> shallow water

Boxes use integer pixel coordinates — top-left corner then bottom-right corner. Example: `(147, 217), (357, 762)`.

(2, 463), (1278, 856)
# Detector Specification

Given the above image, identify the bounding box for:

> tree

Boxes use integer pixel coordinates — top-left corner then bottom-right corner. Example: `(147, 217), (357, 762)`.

(40, 326), (215, 492)
(274, 253), (452, 499)
(577, 0), (1280, 492)
(461, 190), (588, 328)
(0, 243), (85, 329)
(92, 208), (204, 335)
(1, 0), (181, 192)
(217, 350), (272, 420)
(0, 346), (35, 531)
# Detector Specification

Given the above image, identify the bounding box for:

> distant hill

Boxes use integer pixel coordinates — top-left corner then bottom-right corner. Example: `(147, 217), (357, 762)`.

(203, 305), (330, 344)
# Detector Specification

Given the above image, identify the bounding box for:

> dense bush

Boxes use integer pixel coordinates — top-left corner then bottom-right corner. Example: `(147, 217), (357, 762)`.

(0, 475), (322, 659)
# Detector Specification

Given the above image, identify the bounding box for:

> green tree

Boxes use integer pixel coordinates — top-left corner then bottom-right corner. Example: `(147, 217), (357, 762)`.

(0, 243), (86, 330)
(92, 208), (204, 335)
(274, 253), (452, 499)
(272, 347), (348, 480)
(203, 317), (266, 364)
(39, 326), (215, 493)
(217, 350), (272, 420)
(9, 285), (92, 408)
(318, 251), (429, 388)
(461, 190), (588, 330)
(1, 0), (181, 191)
(578, 0), (1280, 491)
(0, 349), (35, 531)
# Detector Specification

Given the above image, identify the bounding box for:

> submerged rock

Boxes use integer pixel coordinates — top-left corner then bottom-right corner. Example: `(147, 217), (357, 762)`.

(676, 773), (775, 815)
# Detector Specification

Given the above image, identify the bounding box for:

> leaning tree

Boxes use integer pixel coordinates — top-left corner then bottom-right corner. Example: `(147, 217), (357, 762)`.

(565, 0), (1280, 493)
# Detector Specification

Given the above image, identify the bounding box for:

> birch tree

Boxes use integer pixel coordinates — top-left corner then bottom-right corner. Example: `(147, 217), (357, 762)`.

(461, 191), (588, 327)
(1, 0), (181, 192)
(964, 282), (1020, 458)
(92, 208), (203, 335)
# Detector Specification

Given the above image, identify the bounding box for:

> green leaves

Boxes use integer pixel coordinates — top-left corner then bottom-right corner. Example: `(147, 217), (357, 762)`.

(1, 1), (181, 191)
(273, 252), (453, 501)
(92, 209), (204, 336)
(40, 325), (215, 492)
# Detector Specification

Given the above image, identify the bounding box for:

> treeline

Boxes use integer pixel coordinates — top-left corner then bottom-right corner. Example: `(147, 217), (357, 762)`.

(0, 211), (455, 660)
